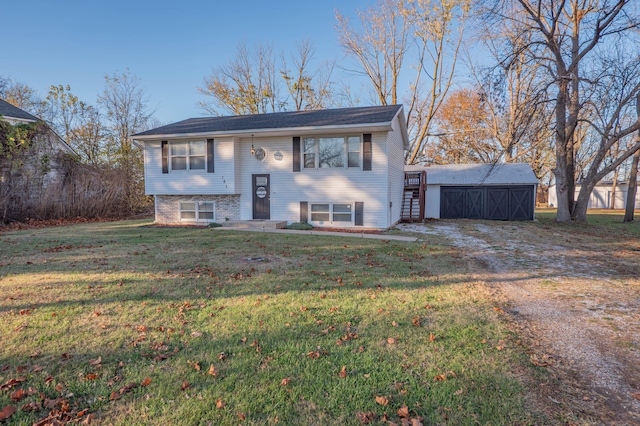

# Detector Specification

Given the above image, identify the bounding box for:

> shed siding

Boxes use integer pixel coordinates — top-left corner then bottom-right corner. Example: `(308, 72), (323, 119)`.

(386, 115), (405, 226)
(425, 185), (442, 218)
(144, 139), (236, 195)
(235, 133), (390, 228)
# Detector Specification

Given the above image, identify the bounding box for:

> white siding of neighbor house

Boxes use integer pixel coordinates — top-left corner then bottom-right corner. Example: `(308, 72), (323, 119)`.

(386, 115), (406, 227)
(144, 139), (236, 195)
(235, 132), (390, 228)
(548, 184), (640, 209)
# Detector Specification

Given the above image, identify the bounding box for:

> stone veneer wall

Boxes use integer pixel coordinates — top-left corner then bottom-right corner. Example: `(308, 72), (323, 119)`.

(155, 195), (241, 224)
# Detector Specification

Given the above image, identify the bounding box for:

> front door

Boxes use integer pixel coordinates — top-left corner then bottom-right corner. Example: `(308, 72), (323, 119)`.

(252, 174), (270, 219)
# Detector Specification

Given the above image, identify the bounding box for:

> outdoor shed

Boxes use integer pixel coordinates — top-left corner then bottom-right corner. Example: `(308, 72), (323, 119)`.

(548, 181), (640, 210)
(405, 163), (538, 220)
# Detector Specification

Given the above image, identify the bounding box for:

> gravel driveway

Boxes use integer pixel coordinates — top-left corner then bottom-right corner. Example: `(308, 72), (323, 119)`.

(400, 221), (640, 425)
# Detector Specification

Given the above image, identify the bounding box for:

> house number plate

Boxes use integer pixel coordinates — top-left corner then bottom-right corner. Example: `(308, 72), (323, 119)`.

(256, 187), (267, 198)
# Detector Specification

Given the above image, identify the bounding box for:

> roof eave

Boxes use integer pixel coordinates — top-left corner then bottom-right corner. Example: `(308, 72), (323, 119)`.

(131, 122), (395, 141)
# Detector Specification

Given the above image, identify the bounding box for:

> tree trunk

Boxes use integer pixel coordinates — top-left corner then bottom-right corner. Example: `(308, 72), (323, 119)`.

(624, 148), (640, 222)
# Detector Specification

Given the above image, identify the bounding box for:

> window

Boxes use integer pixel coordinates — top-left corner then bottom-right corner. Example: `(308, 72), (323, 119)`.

(309, 203), (354, 224)
(171, 141), (205, 171)
(302, 136), (361, 169)
(180, 201), (215, 222)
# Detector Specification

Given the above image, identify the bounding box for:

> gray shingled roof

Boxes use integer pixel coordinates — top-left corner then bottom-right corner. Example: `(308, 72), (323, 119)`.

(0, 99), (38, 122)
(405, 163), (539, 185)
(133, 105), (403, 137)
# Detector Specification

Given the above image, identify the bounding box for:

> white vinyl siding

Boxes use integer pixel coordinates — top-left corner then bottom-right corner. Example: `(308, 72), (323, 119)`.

(236, 133), (389, 228)
(386, 115), (406, 227)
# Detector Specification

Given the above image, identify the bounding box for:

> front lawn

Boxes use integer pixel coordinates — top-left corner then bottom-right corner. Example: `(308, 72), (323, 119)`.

(0, 220), (536, 425)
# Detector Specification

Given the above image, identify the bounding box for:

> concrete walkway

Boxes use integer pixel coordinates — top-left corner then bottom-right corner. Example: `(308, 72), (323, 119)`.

(211, 226), (417, 242)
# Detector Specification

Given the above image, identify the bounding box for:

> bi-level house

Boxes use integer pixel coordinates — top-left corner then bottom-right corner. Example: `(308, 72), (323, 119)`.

(132, 105), (409, 229)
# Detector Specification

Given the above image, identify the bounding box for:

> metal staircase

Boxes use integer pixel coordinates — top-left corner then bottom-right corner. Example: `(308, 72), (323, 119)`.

(401, 171), (426, 222)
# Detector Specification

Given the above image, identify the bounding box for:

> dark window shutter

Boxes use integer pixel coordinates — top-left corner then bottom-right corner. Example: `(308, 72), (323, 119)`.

(363, 134), (372, 171)
(293, 137), (301, 172)
(300, 201), (308, 223)
(161, 141), (168, 174)
(355, 202), (364, 226)
(207, 139), (215, 173)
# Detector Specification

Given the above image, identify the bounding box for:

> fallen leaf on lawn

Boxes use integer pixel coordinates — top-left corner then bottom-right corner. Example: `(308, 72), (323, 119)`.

(411, 316), (421, 327)
(356, 411), (376, 423)
(454, 388), (463, 395)
(338, 366), (347, 378)
(411, 418), (424, 426)
(208, 365), (218, 377)
(392, 321), (398, 327)
(375, 395), (389, 406)
(0, 406), (16, 421)
(397, 404), (410, 418)
(494, 307), (504, 313)
(429, 333), (435, 343)
(632, 392), (640, 401)
(190, 331), (203, 337)
(218, 352), (227, 360)
(119, 383), (137, 394)
(89, 356), (102, 366)
(181, 380), (190, 391)
(280, 377), (290, 386)
(0, 377), (26, 391)
(216, 399), (226, 409)
(237, 412), (246, 420)
(109, 391), (121, 401)
(434, 374), (447, 381)
(85, 373), (98, 380)
(495, 346), (504, 351)
(188, 360), (201, 371)
(141, 377), (152, 387)
(387, 337), (397, 345)
(55, 383), (64, 392)
(10, 389), (26, 401)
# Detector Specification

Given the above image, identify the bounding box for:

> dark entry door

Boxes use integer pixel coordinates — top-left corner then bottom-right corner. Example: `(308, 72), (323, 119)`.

(252, 174), (270, 219)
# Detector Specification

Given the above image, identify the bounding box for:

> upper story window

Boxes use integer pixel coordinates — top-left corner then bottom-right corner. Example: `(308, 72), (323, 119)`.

(170, 141), (205, 171)
(303, 136), (361, 169)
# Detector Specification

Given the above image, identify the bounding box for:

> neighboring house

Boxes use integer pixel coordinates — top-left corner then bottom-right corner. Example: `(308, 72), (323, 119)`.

(405, 163), (539, 220)
(132, 105), (409, 229)
(1, 99), (76, 221)
(548, 181), (640, 209)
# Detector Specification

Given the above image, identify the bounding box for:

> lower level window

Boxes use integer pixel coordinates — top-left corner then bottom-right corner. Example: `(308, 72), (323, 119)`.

(310, 203), (353, 224)
(180, 201), (215, 222)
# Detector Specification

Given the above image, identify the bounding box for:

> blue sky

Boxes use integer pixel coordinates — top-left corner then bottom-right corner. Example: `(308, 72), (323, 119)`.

(3, 0), (374, 124)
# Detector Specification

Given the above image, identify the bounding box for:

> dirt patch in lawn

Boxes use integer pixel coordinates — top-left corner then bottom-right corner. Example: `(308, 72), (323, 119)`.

(400, 221), (640, 425)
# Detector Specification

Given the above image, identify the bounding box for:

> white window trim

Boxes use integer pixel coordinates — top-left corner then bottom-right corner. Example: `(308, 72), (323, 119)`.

(308, 202), (355, 226)
(169, 140), (207, 172)
(179, 201), (216, 222)
(302, 135), (362, 170)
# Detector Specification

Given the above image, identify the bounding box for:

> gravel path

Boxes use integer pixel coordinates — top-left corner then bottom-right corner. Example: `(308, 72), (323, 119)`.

(400, 222), (640, 425)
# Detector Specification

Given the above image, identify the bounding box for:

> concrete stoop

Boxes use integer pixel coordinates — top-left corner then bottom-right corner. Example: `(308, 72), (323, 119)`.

(221, 220), (288, 230)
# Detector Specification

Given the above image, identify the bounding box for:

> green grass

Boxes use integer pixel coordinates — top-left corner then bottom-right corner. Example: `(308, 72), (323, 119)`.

(0, 220), (536, 425)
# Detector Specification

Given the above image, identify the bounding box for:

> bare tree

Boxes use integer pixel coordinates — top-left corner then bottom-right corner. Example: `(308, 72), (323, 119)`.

(336, 0), (470, 165)
(498, 0), (640, 223)
(281, 40), (335, 111)
(199, 42), (282, 116)
(99, 70), (153, 212)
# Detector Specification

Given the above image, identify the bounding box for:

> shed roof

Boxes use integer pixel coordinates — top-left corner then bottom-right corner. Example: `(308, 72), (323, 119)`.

(405, 163), (539, 185)
(0, 99), (38, 122)
(133, 105), (407, 145)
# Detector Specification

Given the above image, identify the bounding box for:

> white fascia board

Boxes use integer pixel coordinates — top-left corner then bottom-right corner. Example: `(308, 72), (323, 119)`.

(392, 107), (411, 149)
(131, 122), (394, 141)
